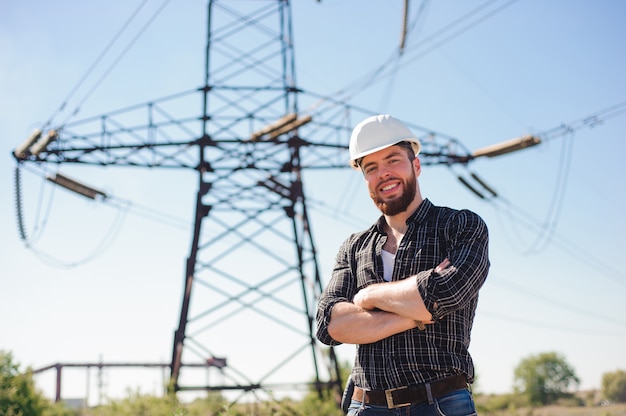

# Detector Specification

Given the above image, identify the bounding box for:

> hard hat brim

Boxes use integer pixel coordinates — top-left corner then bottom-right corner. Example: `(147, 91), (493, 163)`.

(349, 139), (421, 169)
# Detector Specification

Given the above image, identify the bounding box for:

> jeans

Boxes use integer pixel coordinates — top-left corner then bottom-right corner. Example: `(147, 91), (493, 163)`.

(346, 388), (477, 416)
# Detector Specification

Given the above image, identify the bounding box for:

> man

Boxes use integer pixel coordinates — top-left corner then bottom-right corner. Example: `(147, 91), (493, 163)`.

(316, 114), (489, 415)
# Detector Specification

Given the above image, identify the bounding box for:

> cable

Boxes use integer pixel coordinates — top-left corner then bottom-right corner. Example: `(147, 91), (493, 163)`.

(459, 103), (626, 283)
(104, 195), (191, 231)
(438, 49), (530, 129)
(540, 101), (626, 144)
(12, 165), (128, 268)
(308, 193), (370, 233)
(14, 166), (28, 241)
(488, 273), (626, 327)
(42, 0), (151, 130)
(325, 0), (520, 105)
(31, 166), (58, 246)
(50, 0), (173, 129)
(479, 310), (626, 337)
(14, 164), (56, 248)
(333, 172), (365, 225)
(13, 164), (191, 269)
(488, 195), (626, 288)
(523, 129), (575, 255)
(404, 0), (431, 49)
(14, 164), (61, 247)
(26, 206), (129, 270)
(379, 0), (431, 110)
(388, 0), (521, 87)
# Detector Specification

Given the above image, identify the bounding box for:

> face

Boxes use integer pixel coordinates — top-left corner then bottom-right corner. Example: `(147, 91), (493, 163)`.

(360, 145), (420, 216)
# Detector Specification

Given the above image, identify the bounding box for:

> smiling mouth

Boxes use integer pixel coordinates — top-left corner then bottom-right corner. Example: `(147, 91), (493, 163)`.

(379, 181), (400, 193)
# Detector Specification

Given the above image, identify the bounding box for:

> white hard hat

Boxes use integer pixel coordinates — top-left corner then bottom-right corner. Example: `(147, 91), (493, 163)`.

(348, 114), (421, 169)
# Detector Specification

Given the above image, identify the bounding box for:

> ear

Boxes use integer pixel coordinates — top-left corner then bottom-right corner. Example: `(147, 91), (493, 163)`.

(412, 156), (421, 176)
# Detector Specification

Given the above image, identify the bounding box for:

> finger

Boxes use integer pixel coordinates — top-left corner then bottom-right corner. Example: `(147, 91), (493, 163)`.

(435, 258), (450, 273)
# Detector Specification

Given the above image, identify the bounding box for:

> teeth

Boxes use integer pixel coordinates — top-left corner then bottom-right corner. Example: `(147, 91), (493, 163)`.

(382, 183), (396, 191)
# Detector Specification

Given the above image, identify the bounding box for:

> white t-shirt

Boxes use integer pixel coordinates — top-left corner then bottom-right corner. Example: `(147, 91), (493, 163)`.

(381, 249), (395, 281)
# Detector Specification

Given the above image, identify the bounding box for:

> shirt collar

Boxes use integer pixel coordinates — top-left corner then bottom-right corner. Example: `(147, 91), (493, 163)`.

(374, 198), (433, 234)
(407, 198), (432, 225)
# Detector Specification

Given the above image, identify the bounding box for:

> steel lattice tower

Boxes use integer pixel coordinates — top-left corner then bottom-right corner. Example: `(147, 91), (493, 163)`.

(168, 1), (341, 398)
(13, 0), (480, 405)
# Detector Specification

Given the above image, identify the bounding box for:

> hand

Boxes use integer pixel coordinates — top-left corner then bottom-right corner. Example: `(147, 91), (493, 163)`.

(352, 285), (375, 310)
(414, 320), (426, 330)
(435, 258), (451, 273)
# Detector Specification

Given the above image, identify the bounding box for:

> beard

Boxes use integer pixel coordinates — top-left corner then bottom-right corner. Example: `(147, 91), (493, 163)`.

(370, 171), (417, 216)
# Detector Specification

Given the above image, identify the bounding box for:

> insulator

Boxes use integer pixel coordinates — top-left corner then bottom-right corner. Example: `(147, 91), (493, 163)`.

(13, 129), (42, 159)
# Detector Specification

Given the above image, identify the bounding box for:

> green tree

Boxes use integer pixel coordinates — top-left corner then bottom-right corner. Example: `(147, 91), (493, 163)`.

(0, 350), (74, 416)
(602, 369), (626, 403)
(513, 351), (580, 406)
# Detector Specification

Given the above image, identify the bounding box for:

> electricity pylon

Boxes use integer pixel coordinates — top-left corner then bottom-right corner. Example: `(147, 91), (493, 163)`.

(12, 0), (501, 405)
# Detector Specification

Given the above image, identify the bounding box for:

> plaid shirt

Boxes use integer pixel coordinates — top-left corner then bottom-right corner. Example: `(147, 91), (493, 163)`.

(316, 199), (489, 390)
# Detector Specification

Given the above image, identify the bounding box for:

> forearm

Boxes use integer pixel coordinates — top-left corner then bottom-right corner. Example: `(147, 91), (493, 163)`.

(327, 301), (418, 344)
(353, 276), (433, 322)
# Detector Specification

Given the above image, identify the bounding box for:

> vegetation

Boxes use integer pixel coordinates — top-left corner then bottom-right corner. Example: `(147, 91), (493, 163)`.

(513, 351), (580, 406)
(602, 369), (626, 403)
(0, 351), (73, 416)
(3, 349), (626, 415)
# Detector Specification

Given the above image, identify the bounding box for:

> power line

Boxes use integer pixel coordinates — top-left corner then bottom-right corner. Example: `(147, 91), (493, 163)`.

(522, 130), (575, 255)
(456, 103), (626, 285)
(488, 273), (626, 327)
(539, 101), (626, 143)
(378, 0), (431, 110)
(328, 0), (520, 104)
(15, 167), (129, 269)
(48, 0), (173, 130)
(22, 208), (128, 269)
(469, 177), (626, 288)
(42, 0), (151, 130)
(490, 195), (626, 288)
(14, 164), (60, 248)
(479, 309), (626, 337)
(104, 196), (191, 231)
(13, 164), (191, 268)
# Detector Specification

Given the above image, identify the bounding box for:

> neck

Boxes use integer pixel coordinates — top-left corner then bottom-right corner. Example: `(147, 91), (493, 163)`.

(384, 195), (423, 234)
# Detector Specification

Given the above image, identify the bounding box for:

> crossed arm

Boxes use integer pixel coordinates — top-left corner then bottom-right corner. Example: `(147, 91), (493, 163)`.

(327, 259), (449, 344)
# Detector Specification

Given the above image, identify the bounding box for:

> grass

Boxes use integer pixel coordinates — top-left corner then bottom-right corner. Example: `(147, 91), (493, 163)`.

(474, 390), (626, 416)
(481, 403), (626, 416)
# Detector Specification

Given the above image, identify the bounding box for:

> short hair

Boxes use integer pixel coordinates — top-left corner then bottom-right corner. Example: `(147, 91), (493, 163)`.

(355, 141), (416, 169)
(395, 141), (416, 160)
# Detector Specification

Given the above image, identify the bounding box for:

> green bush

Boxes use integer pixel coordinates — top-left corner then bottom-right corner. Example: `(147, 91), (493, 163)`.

(0, 350), (76, 416)
(602, 370), (626, 403)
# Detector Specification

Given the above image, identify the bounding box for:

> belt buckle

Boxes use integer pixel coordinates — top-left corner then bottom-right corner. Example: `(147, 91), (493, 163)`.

(385, 386), (411, 409)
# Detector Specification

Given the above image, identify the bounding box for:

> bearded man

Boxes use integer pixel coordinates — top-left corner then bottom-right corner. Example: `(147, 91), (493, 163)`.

(316, 114), (490, 416)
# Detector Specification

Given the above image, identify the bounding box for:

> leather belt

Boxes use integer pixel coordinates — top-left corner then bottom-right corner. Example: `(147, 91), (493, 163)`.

(352, 374), (468, 409)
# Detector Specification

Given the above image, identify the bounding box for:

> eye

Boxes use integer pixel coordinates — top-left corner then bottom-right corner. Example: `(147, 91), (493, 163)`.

(364, 166), (376, 175)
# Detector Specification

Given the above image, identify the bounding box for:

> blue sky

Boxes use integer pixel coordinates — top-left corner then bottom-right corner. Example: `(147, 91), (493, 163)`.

(1, 0), (625, 405)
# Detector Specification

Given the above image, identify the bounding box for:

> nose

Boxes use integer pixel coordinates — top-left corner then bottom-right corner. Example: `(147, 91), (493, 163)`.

(377, 165), (391, 179)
